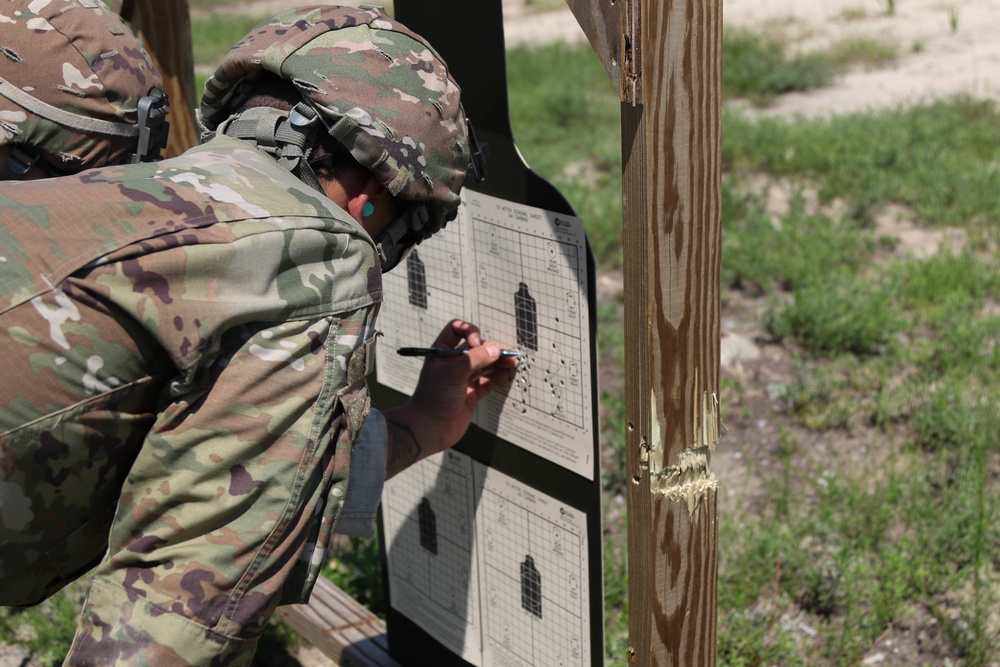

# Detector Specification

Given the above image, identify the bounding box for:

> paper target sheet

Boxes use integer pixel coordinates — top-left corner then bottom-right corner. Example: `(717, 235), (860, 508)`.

(382, 451), (591, 667)
(381, 450), (483, 665)
(376, 190), (594, 479)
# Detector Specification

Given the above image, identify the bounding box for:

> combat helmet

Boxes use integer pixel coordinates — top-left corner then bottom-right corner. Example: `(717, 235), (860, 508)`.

(0, 0), (168, 178)
(198, 4), (486, 272)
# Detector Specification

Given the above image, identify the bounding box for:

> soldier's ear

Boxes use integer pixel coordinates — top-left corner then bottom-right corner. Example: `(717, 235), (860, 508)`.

(348, 174), (393, 235)
(347, 192), (371, 221)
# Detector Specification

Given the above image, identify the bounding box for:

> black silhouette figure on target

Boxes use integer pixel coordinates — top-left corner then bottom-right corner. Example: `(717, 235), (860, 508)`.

(418, 497), (438, 555)
(520, 554), (542, 618)
(407, 249), (428, 309)
(514, 282), (537, 351)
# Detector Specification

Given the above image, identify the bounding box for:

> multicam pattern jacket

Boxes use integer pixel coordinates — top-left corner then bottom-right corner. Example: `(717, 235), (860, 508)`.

(0, 134), (382, 665)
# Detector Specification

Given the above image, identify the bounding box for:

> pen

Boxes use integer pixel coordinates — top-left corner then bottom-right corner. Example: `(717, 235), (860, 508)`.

(397, 347), (521, 358)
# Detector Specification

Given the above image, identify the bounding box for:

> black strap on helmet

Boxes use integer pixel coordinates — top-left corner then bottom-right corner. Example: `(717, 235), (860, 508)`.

(215, 102), (326, 192)
(466, 118), (488, 184)
(374, 204), (432, 273)
(0, 146), (79, 179)
(128, 87), (170, 164)
(1, 84), (169, 178)
(0, 146), (39, 180)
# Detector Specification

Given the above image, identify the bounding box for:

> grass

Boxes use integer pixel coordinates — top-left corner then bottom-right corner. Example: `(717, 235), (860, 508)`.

(840, 6), (868, 21)
(713, 86), (999, 666)
(723, 28), (898, 107)
(723, 28), (838, 106)
(321, 533), (386, 617)
(723, 97), (1000, 227)
(189, 14), (261, 70)
(827, 36), (899, 69)
(0, 583), (85, 667)
(505, 41), (624, 265)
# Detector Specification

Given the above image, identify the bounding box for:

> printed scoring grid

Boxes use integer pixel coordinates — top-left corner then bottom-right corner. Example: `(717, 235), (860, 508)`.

(384, 457), (477, 628)
(472, 219), (586, 429)
(382, 225), (466, 352)
(480, 488), (586, 667)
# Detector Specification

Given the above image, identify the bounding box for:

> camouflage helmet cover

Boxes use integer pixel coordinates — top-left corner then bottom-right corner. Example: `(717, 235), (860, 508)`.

(0, 0), (163, 173)
(199, 4), (470, 234)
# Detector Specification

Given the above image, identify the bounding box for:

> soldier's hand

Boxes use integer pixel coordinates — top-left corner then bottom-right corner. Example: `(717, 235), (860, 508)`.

(382, 320), (517, 478)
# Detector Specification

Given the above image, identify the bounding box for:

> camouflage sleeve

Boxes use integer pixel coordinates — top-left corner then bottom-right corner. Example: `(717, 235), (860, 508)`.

(63, 309), (375, 666)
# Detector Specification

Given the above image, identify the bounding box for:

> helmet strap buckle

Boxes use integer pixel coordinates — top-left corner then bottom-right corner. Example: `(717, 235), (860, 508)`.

(466, 118), (489, 183)
(0, 147), (39, 179)
(289, 103), (319, 128)
(129, 87), (170, 164)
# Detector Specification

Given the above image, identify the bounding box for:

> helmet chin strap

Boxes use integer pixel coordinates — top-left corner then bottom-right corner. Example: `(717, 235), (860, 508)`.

(0, 146), (73, 179)
(374, 203), (430, 273)
(0, 146), (39, 180)
(215, 102), (325, 193)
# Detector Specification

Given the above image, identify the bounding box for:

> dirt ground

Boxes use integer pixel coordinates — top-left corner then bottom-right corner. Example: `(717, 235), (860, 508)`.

(4, 1), (998, 666)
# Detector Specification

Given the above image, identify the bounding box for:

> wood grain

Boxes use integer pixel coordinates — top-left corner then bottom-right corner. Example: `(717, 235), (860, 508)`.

(621, 0), (722, 663)
(564, 0), (639, 102)
(276, 576), (402, 667)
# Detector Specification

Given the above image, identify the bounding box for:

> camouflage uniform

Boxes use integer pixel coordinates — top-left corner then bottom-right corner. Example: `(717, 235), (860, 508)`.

(1, 5), (469, 664)
(0, 133), (382, 663)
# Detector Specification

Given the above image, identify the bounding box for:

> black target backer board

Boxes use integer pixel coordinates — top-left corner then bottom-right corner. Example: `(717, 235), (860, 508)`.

(373, 2), (604, 666)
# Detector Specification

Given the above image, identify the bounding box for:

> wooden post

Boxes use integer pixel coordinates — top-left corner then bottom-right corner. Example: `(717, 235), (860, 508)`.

(118, 0), (198, 157)
(566, 0), (722, 663)
(621, 1), (722, 663)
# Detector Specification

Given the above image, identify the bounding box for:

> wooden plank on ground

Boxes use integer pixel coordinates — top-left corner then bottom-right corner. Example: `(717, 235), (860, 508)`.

(276, 577), (401, 667)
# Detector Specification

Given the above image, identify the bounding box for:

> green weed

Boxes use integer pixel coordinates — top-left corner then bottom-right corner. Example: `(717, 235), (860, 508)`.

(189, 15), (261, 72)
(0, 583), (85, 667)
(322, 533), (386, 617)
(723, 28), (836, 106)
(840, 6), (868, 21)
(722, 30), (897, 107)
(602, 515), (629, 662)
(827, 36), (899, 69)
(721, 184), (876, 295)
(597, 300), (627, 490)
(719, 97), (999, 665)
(767, 276), (902, 357)
(776, 355), (890, 431)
